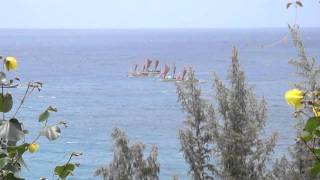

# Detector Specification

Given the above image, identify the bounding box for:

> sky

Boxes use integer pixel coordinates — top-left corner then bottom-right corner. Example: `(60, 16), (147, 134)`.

(0, 0), (319, 29)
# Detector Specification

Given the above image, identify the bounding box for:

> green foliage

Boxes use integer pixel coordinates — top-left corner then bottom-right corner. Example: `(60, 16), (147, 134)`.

(95, 127), (160, 180)
(7, 143), (29, 158)
(304, 117), (320, 134)
(0, 56), (76, 179)
(311, 162), (320, 177)
(301, 131), (313, 142)
(214, 47), (277, 179)
(278, 19), (320, 179)
(176, 47), (277, 179)
(54, 152), (81, 180)
(38, 110), (49, 123)
(0, 145), (27, 179)
(38, 106), (57, 122)
(0, 156), (10, 169)
(0, 93), (13, 113)
(176, 70), (216, 179)
(1, 172), (24, 180)
(54, 164), (76, 179)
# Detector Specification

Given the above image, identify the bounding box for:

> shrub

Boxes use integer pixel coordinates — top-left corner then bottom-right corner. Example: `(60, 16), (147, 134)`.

(176, 47), (277, 180)
(95, 127), (160, 180)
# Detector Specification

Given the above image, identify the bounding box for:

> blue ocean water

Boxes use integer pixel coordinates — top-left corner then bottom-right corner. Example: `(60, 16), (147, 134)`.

(0, 28), (319, 179)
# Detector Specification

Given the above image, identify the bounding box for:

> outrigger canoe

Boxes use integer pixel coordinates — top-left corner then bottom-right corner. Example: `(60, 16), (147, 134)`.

(160, 77), (206, 84)
(127, 72), (148, 77)
(147, 71), (160, 76)
(128, 71), (160, 77)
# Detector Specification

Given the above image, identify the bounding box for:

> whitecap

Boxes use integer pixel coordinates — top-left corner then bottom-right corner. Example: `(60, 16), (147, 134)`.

(66, 141), (79, 144)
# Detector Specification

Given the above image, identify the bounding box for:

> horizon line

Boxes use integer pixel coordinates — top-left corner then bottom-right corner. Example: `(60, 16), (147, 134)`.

(0, 26), (319, 31)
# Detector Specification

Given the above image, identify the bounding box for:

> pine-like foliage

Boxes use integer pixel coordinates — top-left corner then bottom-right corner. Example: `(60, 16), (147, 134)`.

(213, 47), (277, 179)
(95, 127), (160, 180)
(177, 71), (217, 180)
(289, 24), (320, 91)
(270, 25), (320, 180)
(177, 47), (277, 180)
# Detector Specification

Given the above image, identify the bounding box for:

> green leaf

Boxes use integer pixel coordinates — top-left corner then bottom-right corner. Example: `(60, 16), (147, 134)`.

(5, 143), (29, 174)
(304, 117), (320, 134)
(301, 131), (313, 142)
(0, 151), (7, 158)
(7, 143), (29, 158)
(0, 93), (13, 113)
(38, 106), (57, 122)
(40, 125), (61, 141)
(0, 156), (10, 169)
(38, 110), (49, 122)
(54, 163), (76, 179)
(0, 119), (25, 145)
(313, 148), (320, 156)
(3, 172), (25, 180)
(311, 161), (320, 177)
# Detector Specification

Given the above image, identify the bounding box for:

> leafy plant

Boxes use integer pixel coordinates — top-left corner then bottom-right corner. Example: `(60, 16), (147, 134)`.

(282, 23), (320, 179)
(0, 56), (78, 179)
(54, 152), (82, 180)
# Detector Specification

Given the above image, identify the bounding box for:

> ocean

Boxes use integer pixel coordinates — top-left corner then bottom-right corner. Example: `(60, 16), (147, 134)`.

(0, 28), (319, 179)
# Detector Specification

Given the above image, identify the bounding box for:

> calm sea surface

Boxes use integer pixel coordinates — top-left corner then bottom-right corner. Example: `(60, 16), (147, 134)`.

(0, 28), (319, 179)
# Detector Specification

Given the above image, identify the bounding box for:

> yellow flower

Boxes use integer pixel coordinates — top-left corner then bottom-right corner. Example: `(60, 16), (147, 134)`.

(5, 57), (18, 71)
(285, 89), (304, 109)
(28, 143), (39, 153)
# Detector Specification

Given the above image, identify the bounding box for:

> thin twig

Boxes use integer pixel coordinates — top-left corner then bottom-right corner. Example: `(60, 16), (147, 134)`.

(57, 153), (74, 180)
(1, 64), (4, 120)
(2, 84), (4, 121)
(300, 136), (320, 162)
(12, 82), (31, 118)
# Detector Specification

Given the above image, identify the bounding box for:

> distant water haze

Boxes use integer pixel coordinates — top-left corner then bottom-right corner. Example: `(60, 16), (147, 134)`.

(0, 0), (320, 29)
(0, 28), (319, 179)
